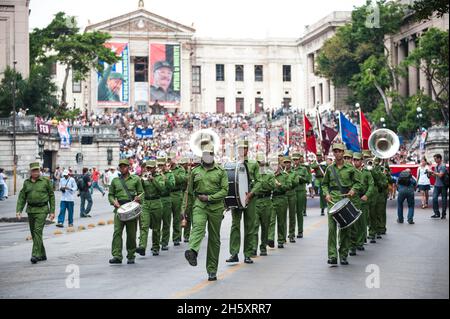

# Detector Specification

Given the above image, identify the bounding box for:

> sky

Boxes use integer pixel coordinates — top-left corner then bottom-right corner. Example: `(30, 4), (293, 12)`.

(29, 0), (367, 38)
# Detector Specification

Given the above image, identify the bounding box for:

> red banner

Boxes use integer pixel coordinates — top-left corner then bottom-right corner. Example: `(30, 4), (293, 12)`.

(304, 115), (317, 154)
(360, 111), (371, 150)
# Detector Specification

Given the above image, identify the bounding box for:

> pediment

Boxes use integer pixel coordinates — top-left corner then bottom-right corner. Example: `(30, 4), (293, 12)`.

(86, 9), (195, 35)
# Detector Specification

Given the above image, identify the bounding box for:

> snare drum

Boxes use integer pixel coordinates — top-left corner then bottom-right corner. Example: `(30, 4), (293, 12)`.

(329, 198), (361, 229)
(117, 201), (142, 222)
(223, 162), (249, 209)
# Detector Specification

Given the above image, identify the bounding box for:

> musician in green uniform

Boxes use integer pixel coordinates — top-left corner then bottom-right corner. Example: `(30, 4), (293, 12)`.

(181, 156), (201, 243)
(292, 152), (310, 238)
(285, 156), (299, 243)
(184, 144), (229, 281)
(378, 160), (391, 235)
(252, 153), (276, 256)
(349, 152), (375, 255)
(226, 140), (260, 264)
(137, 160), (164, 256)
(108, 159), (144, 264)
(16, 162), (55, 264)
(310, 151), (327, 216)
(322, 143), (363, 265)
(344, 150), (353, 165)
(168, 152), (187, 246)
(298, 154), (312, 216)
(268, 157), (291, 249)
(368, 156), (384, 243)
(159, 157), (176, 251)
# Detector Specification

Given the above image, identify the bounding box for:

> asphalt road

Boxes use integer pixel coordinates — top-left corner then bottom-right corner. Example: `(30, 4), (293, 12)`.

(0, 191), (448, 299)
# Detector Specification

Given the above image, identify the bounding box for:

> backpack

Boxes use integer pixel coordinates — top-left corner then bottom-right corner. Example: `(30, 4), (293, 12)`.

(437, 165), (449, 187)
(398, 170), (411, 186)
(76, 175), (85, 191)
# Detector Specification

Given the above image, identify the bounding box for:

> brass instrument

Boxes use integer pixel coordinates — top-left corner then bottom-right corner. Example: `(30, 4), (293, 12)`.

(368, 128), (400, 159)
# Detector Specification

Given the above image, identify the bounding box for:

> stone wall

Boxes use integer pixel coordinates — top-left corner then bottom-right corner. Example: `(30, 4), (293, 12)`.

(425, 126), (450, 162)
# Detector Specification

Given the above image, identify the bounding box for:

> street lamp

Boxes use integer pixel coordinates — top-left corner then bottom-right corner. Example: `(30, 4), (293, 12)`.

(416, 106), (423, 130)
(12, 60), (17, 195)
(380, 117), (386, 128)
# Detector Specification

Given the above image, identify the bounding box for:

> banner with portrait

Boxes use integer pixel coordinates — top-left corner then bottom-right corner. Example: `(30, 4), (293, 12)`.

(97, 43), (130, 108)
(149, 43), (181, 107)
(57, 122), (71, 149)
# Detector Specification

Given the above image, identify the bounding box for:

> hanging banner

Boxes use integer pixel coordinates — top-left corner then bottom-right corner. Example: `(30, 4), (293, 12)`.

(97, 43), (130, 108)
(57, 122), (71, 149)
(135, 127), (154, 139)
(149, 43), (181, 106)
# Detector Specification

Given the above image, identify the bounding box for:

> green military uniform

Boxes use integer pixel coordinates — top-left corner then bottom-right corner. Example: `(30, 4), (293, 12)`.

(188, 159), (229, 275)
(368, 161), (383, 240)
(377, 162), (390, 235)
(285, 157), (299, 241)
(300, 155), (312, 217)
(252, 154), (276, 255)
(229, 141), (260, 259)
(182, 158), (199, 242)
(139, 160), (164, 254)
(158, 158), (176, 249)
(169, 155), (187, 244)
(349, 153), (375, 252)
(322, 144), (363, 263)
(108, 160), (144, 262)
(292, 153), (311, 237)
(310, 153), (327, 214)
(16, 163), (55, 262)
(268, 165), (291, 246)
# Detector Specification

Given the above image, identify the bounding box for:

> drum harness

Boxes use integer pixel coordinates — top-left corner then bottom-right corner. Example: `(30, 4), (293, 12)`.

(329, 166), (350, 205)
(118, 177), (134, 206)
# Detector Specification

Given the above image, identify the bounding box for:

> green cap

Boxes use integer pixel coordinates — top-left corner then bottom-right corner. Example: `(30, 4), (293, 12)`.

(352, 152), (363, 160)
(316, 151), (323, 157)
(157, 157), (166, 165)
(283, 156), (292, 163)
(374, 157), (382, 164)
(344, 150), (353, 158)
(29, 162), (40, 170)
(238, 140), (249, 148)
(168, 152), (177, 160)
(256, 153), (266, 163)
(179, 157), (188, 164)
(277, 152), (285, 157)
(291, 152), (302, 160)
(362, 150), (372, 158)
(119, 159), (130, 166)
(332, 143), (346, 151)
(146, 160), (157, 168)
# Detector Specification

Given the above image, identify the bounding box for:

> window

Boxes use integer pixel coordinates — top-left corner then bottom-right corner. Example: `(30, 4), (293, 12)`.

(192, 66), (201, 94)
(254, 65), (263, 82)
(255, 97), (263, 113)
(134, 57), (148, 82)
(235, 65), (244, 81)
(283, 98), (291, 108)
(311, 87), (316, 108)
(327, 80), (331, 102)
(72, 73), (81, 93)
(216, 64), (225, 81)
(283, 65), (291, 82)
(319, 83), (323, 104)
(236, 97), (244, 113)
(216, 97), (225, 113)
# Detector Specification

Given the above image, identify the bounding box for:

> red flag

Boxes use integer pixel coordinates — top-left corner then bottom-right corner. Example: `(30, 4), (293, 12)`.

(304, 115), (317, 154)
(360, 111), (371, 150)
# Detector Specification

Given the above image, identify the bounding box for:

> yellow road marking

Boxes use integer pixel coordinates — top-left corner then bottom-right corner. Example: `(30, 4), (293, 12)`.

(171, 217), (328, 299)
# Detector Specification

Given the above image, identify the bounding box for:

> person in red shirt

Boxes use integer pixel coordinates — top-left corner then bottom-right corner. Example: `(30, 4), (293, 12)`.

(90, 167), (105, 196)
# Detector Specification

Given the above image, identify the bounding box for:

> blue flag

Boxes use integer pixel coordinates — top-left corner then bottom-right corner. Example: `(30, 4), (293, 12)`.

(339, 112), (360, 152)
(135, 127), (153, 139)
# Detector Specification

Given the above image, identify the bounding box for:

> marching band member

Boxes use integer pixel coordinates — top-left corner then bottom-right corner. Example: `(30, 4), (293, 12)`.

(310, 151), (328, 216)
(184, 144), (229, 281)
(158, 157), (176, 251)
(181, 156), (201, 243)
(168, 152), (187, 246)
(322, 143), (363, 266)
(292, 152), (310, 238)
(108, 159), (144, 265)
(137, 160), (164, 257)
(285, 156), (299, 243)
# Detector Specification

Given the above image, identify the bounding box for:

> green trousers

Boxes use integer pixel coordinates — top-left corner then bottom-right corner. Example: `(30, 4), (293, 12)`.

(170, 191), (183, 243)
(189, 204), (223, 274)
(268, 195), (288, 244)
(229, 197), (257, 258)
(327, 211), (351, 260)
(315, 179), (326, 210)
(254, 197), (272, 253)
(350, 204), (369, 249)
(287, 190), (298, 239)
(112, 212), (138, 260)
(160, 196), (173, 247)
(28, 213), (47, 258)
(296, 188), (307, 234)
(378, 195), (388, 234)
(369, 193), (384, 237)
(139, 199), (162, 250)
(182, 195), (194, 241)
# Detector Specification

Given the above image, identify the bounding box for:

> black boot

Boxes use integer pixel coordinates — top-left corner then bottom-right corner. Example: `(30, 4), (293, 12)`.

(30, 256), (38, 264)
(349, 249), (357, 256)
(289, 237), (296, 243)
(208, 273), (217, 281)
(184, 249), (198, 266)
(127, 259), (135, 264)
(340, 258), (349, 265)
(327, 258), (337, 265)
(321, 209), (325, 216)
(278, 243), (284, 249)
(226, 254), (239, 263)
(268, 240), (275, 248)
(37, 256), (47, 261)
(244, 257), (254, 264)
(297, 232), (303, 238)
(136, 247), (146, 256)
(109, 257), (122, 264)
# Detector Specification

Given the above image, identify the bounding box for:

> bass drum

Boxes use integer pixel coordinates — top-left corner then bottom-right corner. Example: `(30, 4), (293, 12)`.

(223, 162), (249, 209)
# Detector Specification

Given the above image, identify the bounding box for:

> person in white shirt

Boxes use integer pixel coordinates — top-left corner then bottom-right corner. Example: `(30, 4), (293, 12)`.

(56, 170), (78, 228)
(0, 168), (7, 200)
(417, 158), (431, 209)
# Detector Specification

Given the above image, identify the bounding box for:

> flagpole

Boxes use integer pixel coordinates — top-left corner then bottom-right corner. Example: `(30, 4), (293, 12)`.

(316, 106), (323, 148)
(339, 112), (343, 142)
(286, 115), (290, 150)
(357, 103), (363, 149)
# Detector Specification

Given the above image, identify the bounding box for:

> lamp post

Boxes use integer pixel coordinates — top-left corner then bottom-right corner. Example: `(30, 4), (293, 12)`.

(380, 117), (386, 128)
(12, 60), (17, 195)
(416, 106), (423, 130)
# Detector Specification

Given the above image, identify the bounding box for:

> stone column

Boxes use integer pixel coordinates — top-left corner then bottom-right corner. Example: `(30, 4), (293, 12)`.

(397, 40), (408, 97)
(408, 36), (418, 96)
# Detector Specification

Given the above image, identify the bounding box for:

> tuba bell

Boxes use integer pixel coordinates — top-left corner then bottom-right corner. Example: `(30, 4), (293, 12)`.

(189, 129), (221, 157)
(368, 128), (400, 159)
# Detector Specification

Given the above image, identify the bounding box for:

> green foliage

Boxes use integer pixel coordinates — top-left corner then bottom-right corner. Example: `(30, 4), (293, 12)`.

(409, 0), (450, 21)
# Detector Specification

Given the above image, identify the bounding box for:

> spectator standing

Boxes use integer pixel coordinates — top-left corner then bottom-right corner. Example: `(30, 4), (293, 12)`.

(396, 169), (417, 224)
(79, 167), (93, 218)
(417, 158), (431, 209)
(431, 154), (448, 219)
(90, 167), (105, 196)
(56, 170), (77, 228)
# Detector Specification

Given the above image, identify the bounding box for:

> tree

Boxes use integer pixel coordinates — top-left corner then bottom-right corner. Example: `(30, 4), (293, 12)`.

(403, 28), (449, 123)
(30, 12), (120, 109)
(316, 0), (405, 116)
(409, 0), (449, 21)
